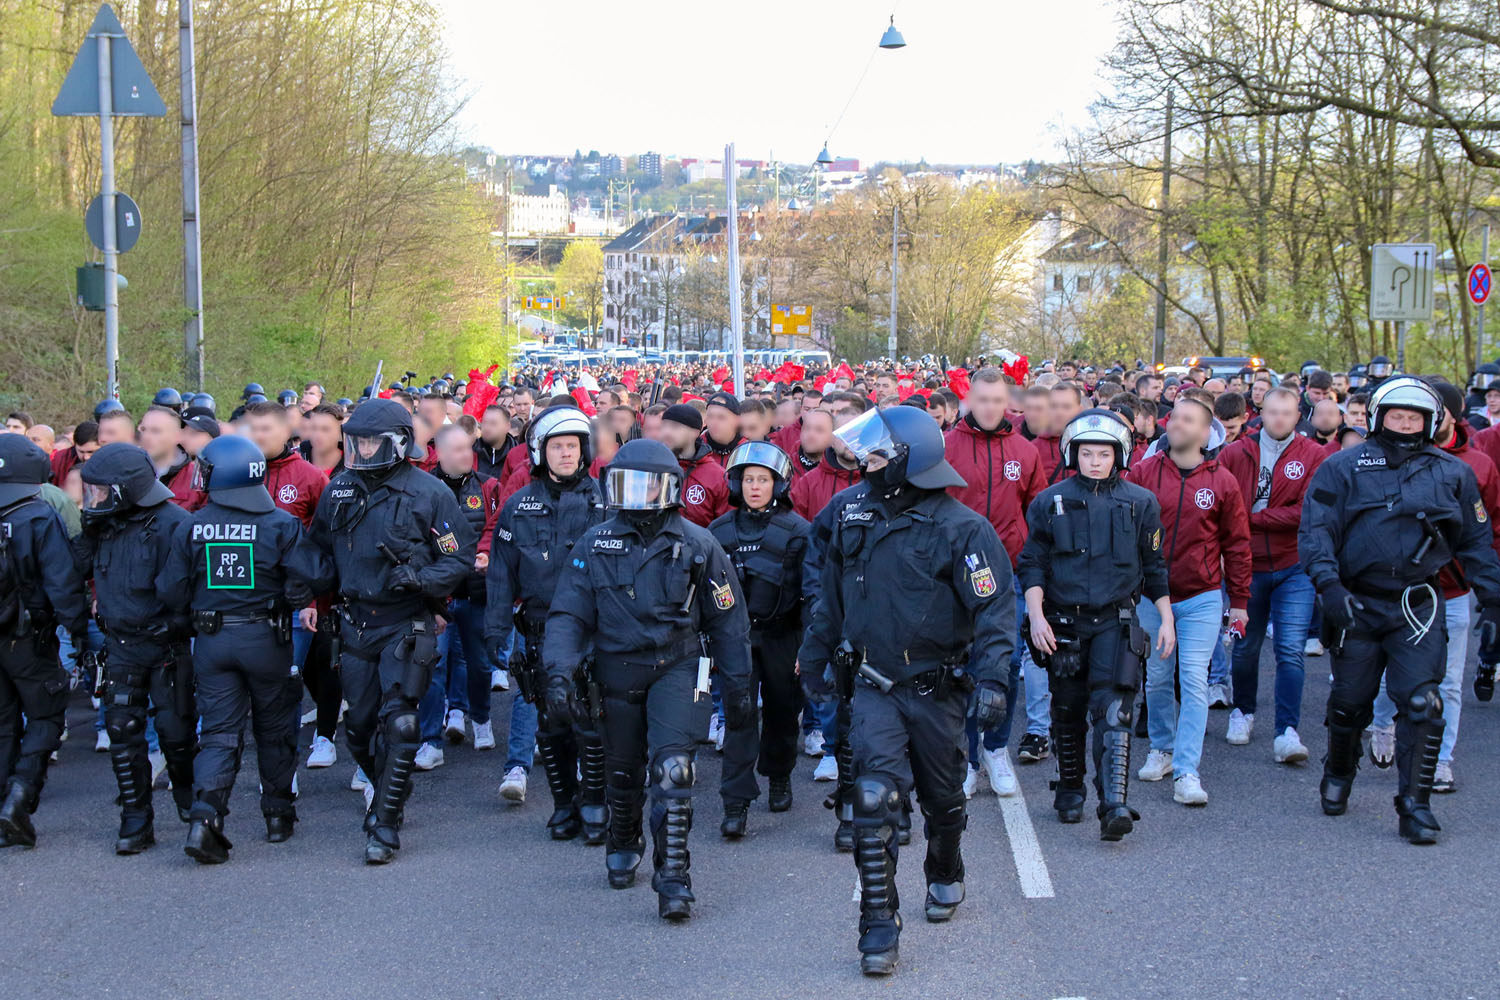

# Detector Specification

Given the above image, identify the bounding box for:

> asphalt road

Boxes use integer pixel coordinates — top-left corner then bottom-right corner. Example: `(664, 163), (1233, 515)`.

(4, 642), (1499, 1000)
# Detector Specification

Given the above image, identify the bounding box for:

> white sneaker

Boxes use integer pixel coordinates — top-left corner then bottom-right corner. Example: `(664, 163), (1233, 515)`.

(306, 735), (337, 768)
(1304, 637), (1325, 657)
(1207, 683), (1232, 709)
(350, 766), (371, 791)
(362, 783), (375, 813)
(443, 709), (466, 745)
(1273, 727), (1309, 764)
(149, 751), (167, 788)
(1173, 773), (1208, 806)
(1368, 725), (1395, 768)
(1433, 760), (1456, 793)
(414, 743), (445, 770)
(491, 668), (510, 691)
(980, 747), (1018, 796)
(812, 756), (838, 782)
(709, 713), (725, 752)
(499, 765), (527, 803)
(1138, 749), (1173, 781)
(803, 729), (825, 757)
(1226, 709), (1253, 746)
(472, 720), (496, 750)
(963, 765), (978, 799)
(94, 730), (110, 753)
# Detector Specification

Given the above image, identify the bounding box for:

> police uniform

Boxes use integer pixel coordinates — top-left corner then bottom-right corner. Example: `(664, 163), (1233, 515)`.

(157, 435), (327, 860)
(544, 439), (751, 921)
(709, 442), (810, 834)
(798, 406), (1014, 976)
(1299, 377), (1500, 843)
(306, 399), (474, 864)
(484, 406), (607, 842)
(78, 444), (197, 853)
(1016, 409), (1168, 838)
(0, 437), (89, 848)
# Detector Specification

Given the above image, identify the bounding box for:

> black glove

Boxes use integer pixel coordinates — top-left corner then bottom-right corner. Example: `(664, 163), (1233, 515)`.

(543, 676), (573, 724)
(974, 680), (1008, 732)
(388, 564), (421, 593)
(1477, 605), (1500, 662)
(1320, 582), (1365, 632)
(723, 688), (756, 730)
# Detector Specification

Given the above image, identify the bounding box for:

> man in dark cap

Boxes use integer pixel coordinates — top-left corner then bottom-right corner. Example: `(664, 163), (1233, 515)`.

(0, 436), (89, 847)
(701, 393), (744, 468)
(651, 403), (729, 527)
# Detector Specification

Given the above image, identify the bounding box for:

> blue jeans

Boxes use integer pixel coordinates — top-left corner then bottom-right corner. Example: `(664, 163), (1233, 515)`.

(1230, 566), (1315, 734)
(444, 599), (493, 724)
(504, 629), (537, 772)
(966, 577), (1048, 761)
(1208, 588), (1231, 687)
(1373, 596), (1468, 763)
(1140, 589), (1222, 778)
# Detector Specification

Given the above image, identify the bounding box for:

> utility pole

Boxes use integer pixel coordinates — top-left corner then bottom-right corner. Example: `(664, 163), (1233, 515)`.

(726, 143), (746, 396)
(179, 0), (204, 389)
(888, 203), (899, 361)
(1152, 90), (1173, 368)
(1478, 223), (1490, 372)
(97, 21), (120, 397)
(501, 159), (511, 325)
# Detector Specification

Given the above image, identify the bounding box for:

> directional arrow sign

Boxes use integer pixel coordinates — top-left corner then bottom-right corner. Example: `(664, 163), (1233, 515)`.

(1468, 262), (1492, 307)
(1370, 242), (1437, 322)
(51, 4), (166, 118)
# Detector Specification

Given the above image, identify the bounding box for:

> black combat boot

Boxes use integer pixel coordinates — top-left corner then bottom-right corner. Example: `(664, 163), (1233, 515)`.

(1320, 705), (1365, 816)
(720, 799), (749, 839)
(111, 747), (155, 855)
(767, 776), (793, 812)
(652, 798), (695, 921)
(922, 796), (966, 923)
(605, 786), (644, 889)
(0, 778), (38, 848)
(577, 734), (609, 846)
(183, 795), (232, 865)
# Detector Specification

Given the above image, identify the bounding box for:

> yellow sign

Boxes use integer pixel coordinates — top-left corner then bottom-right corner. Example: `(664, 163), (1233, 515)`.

(770, 304), (811, 337)
(524, 296), (567, 310)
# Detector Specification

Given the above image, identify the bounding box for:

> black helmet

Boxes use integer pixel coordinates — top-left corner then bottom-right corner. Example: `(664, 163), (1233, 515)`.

(196, 434), (273, 513)
(389, 381), (404, 392)
(245, 393), (268, 405)
(1346, 364), (1368, 389)
(1471, 363), (1500, 392)
(442, 372), (455, 382)
(277, 389), (298, 407)
(184, 392), (216, 418)
(1299, 360), (1321, 376)
(527, 405), (593, 473)
(1367, 356), (1394, 380)
(80, 443), (174, 521)
(603, 439), (682, 509)
(1060, 408), (1135, 471)
(725, 441), (793, 508)
(336, 397), (354, 408)
(1369, 375), (1442, 441)
(242, 383), (265, 400)
(153, 387), (183, 411)
(0, 435), (53, 507)
(832, 405), (964, 489)
(342, 398), (418, 472)
(93, 398), (126, 421)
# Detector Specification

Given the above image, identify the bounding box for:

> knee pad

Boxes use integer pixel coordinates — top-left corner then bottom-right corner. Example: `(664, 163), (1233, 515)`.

(1327, 700), (1373, 732)
(104, 708), (145, 743)
(1091, 695), (1132, 729)
(649, 751), (694, 794)
(852, 773), (901, 825)
(921, 792), (967, 833)
(1407, 683), (1443, 724)
(385, 710), (420, 746)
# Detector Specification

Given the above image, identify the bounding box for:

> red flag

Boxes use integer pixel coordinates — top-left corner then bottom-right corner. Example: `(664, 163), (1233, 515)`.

(572, 387), (597, 415)
(682, 392), (704, 403)
(945, 368), (971, 400)
(462, 365), (501, 420)
(755, 368), (774, 382)
(771, 361), (805, 384)
(621, 369), (638, 392)
(721, 379), (735, 393)
(1001, 355), (1030, 385)
(897, 385), (915, 401)
(813, 374), (831, 392)
(712, 365), (729, 384)
(832, 362), (856, 382)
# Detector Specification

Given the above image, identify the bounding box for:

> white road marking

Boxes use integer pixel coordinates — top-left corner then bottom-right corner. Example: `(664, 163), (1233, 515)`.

(998, 781), (1055, 898)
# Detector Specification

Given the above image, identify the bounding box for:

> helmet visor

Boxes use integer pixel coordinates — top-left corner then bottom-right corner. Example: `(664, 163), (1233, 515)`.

(83, 483), (118, 513)
(344, 430), (408, 470)
(604, 468), (680, 509)
(726, 441), (792, 482)
(1476, 372), (1497, 390)
(832, 408), (896, 463)
(1368, 360), (1393, 378)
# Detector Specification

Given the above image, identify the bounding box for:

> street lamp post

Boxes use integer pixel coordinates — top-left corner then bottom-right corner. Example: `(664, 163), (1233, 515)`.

(889, 203), (899, 361)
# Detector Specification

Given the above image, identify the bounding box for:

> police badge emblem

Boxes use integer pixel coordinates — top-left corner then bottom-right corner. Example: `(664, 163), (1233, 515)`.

(971, 566), (997, 597)
(712, 579), (735, 610)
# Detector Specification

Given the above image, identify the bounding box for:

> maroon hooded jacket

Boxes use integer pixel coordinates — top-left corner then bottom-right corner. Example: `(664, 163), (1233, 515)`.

(1126, 450), (1253, 605)
(944, 416), (1046, 567)
(790, 451), (862, 521)
(677, 440), (730, 527)
(265, 449), (329, 528)
(1218, 430), (1326, 574)
(1438, 422), (1500, 598)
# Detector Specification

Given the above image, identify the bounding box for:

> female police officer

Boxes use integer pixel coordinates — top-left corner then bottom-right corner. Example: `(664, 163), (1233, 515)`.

(1017, 408), (1173, 842)
(799, 406), (1013, 976)
(543, 439), (751, 922)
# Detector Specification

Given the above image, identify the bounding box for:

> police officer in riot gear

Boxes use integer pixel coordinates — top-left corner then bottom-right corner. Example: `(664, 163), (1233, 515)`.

(1017, 409), (1173, 840)
(1300, 376), (1500, 843)
(545, 439), (751, 922)
(307, 398), (474, 864)
(1366, 356), (1395, 388)
(799, 406), (1014, 976)
(0, 436), (88, 848)
(153, 387), (184, 413)
(1346, 364), (1368, 390)
(484, 405), (608, 843)
(710, 442), (809, 838)
(79, 444), (197, 853)
(157, 435), (326, 862)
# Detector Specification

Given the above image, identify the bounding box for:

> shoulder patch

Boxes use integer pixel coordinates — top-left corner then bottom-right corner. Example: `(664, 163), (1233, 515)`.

(435, 531), (459, 554)
(970, 566), (997, 597)
(1150, 527), (1161, 551)
(1476, 500), (1489, 524)
(712, 578), (735, 610)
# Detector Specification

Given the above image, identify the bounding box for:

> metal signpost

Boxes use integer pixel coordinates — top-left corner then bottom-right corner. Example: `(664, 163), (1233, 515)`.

(1470, 225), (1491, 371)
(1369, 242), (1437, 372)
(725, 143), (746, 396)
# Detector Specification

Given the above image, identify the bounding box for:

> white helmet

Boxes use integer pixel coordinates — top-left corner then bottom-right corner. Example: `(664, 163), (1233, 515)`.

(1368, 375), (1442, 440)
(1061, 408), (1135, 470)
(527, 405), (594, 468)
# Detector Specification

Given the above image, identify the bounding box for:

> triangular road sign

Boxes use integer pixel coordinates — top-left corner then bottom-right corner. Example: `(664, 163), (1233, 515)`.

(51, 3), (166, 118)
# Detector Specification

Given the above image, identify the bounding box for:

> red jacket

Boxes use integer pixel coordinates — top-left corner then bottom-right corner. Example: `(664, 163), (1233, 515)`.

(700, 432), (743, 468)
(50, 446), (81, 486)
(164, 459), (206, 512)
(944, 417), (1046, 566)
(791, 453), (862, 521)
(1439, 423), (1500, 598)
(1126, 451), (1253, 605)
(265, 450), (329, 528)
(1218, 431), (1326, 574)
(475, 474), (505, 557)
(769, 417), (802, 457)
(788, 447), (822, 483)
(1473, 421), (1500, 473)
(678, 442), (729, 527)
(1025, 432), (1068, 484)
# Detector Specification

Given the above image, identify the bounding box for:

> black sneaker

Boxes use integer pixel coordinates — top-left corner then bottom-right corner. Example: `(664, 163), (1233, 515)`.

(1017, 733), (1049, 763)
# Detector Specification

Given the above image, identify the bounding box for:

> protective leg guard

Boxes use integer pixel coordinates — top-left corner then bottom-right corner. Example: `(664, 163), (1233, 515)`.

(922, 793), (967, 923)
(853, 774), (902, 974)
(1050, 703), (1088, 824)
(183, 792), (232, 865)
(367, 708), (419, 863)
(108, 743), (155, 855)
(605, 782), (645, 889)
(649, 751), (696, 921)
(1094, 697), (1137, 841)
(827, 736), (855, 852)
(536, 729), (582, 840)
(896, 795), (913, 846)
(1395, 684), (1443, 844)
(0, 778), (38, 848)
(576, 732), (609, 846)
(1321, 701), (1369, 816)
(160, 741), (198, 823)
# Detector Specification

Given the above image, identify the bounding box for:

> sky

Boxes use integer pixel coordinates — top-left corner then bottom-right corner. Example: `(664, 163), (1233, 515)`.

(438, 0), (1121, 166)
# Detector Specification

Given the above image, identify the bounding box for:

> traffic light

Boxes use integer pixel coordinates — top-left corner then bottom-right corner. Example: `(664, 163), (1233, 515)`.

(76, 262), (128, 311)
